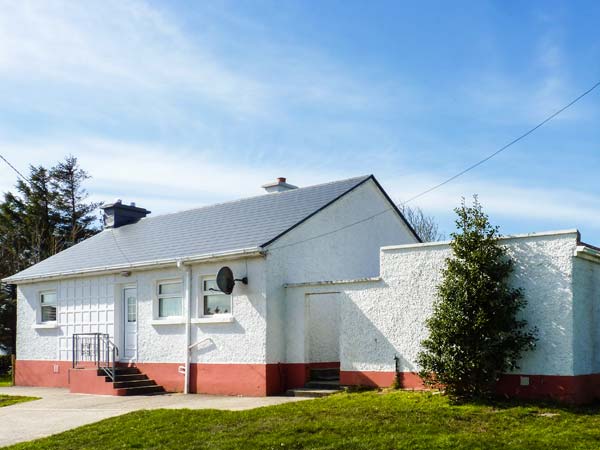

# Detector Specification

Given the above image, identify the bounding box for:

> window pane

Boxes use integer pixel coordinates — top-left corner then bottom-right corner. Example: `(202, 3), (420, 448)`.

(41, 305), (56, 322)
(159, 282), (181, 295)
(41, 292), (57, 305)
(204, 294), (231, 315)
(127, 296), (136, 322)
(203, 279), (218, 292)
(159, 296), (182, 317)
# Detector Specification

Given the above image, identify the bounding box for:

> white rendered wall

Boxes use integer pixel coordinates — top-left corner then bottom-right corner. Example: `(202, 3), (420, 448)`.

(16, 256), (268, 365)
(572, 256), (600, 374)
(134, 257), (267, 365)
(273, 179), (418, 364)
(17, 275), (116, 361)
(339, 231), (581, 376)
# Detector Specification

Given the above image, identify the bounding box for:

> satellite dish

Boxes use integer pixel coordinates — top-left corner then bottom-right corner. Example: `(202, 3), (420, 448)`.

(216, 266), (248, 295)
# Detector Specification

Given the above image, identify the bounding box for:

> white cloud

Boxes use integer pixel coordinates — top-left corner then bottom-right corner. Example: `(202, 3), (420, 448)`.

(0, 137), (348, 212)
(0, 0), (388, 122)
(382, 171), (600, 230)
(0, 0), (270, 117)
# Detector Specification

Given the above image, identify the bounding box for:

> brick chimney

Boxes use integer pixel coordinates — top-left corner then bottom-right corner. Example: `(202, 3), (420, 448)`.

(261, 177), (298, 193)
(101, 200), (151, 228)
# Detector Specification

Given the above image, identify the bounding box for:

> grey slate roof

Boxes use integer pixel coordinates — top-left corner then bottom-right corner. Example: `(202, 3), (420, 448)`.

(5, 175), (377, 282)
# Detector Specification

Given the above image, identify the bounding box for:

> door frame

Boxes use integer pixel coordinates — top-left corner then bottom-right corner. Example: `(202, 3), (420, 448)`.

(121, 284), (138, 363)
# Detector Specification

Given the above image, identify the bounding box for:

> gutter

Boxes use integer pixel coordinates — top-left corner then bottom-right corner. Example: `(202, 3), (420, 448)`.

(3, 247), (265, 284)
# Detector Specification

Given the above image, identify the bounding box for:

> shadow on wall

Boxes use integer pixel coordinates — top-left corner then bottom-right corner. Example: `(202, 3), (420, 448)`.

(196, 320), (246, 336)
(193, 338), (217, 356)
(339, 283), (423, 389)
(508, 240), (572, 374)
(339, 238), (574, 390)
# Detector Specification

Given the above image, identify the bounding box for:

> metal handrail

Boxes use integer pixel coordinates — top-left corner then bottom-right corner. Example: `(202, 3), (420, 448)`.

(72, 333), (119, 381)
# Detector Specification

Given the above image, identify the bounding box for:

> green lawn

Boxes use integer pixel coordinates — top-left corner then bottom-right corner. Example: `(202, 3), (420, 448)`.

(0, 394), (38, 408)
(7, 390), (600, 449)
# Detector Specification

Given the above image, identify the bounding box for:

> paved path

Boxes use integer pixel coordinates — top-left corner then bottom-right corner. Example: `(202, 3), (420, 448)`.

(0, 387), (307, 447)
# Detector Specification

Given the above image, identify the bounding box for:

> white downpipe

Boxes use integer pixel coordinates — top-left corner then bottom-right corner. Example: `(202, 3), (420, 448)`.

(177, 260), (192, 394)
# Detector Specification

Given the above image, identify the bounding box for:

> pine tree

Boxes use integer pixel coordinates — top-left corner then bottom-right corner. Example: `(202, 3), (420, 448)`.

(51, 155), (101, 247)
(15, 166), (61, 264)
(417, 196), (537, 399)
(0, 157), (100, 354)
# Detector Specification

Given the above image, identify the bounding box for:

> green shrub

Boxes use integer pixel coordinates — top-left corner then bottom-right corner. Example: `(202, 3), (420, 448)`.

(0, 354), (11, 375)
(417, 196), (537, 399)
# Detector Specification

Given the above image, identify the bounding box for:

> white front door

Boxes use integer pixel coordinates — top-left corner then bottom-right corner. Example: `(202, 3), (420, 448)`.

(123, 287), (137, 361)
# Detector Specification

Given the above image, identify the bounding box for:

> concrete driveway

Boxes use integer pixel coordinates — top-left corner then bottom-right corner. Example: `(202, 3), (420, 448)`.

(0, 386), (308, 447)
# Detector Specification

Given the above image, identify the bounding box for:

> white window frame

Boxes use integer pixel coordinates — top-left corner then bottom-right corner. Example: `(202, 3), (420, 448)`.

(39, 290), (57, 324)
(199, 275), (233, 318)
(156, 279), (183, 319)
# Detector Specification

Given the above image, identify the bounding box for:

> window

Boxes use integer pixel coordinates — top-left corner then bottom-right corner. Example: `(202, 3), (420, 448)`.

(202, 277), (232, 316)
(40, 291), (57, 322)
(157, 281), (182, 318)
(124, 288), (136, 323)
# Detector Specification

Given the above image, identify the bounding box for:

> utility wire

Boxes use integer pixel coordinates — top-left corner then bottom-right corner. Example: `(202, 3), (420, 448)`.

(269, 78), (600, 251)
(403, 79), (600, 204)
(0, 153), (29, 183)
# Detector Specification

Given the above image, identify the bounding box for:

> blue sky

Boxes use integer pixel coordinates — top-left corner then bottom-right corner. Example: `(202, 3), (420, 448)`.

(0, 0), (599, 241)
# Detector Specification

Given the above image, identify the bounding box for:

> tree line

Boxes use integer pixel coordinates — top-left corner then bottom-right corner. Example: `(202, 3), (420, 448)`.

(0, 156), (100, 354)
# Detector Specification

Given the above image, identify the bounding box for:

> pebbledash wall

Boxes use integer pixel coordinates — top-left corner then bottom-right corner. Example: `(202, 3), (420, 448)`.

(15, 179), (418, 395)
(286, 229), (600, 403)
(16, 256), (271, 395)
(266, 178), (418, 390)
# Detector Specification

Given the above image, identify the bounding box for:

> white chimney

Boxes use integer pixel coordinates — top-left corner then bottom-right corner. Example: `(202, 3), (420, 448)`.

(261, 177), (298, 193)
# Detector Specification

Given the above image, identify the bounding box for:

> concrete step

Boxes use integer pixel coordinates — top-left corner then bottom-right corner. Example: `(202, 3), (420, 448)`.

(117, 385), (166, 396)
(286, 387), (341, 398)
(305, 380), (340, 389)
(97, 367), (141, 377)
(309, 368), (340, 381)
(106, 373), (149, 382)
(113, 379), (158, 389)
(114, 367), (141, 375)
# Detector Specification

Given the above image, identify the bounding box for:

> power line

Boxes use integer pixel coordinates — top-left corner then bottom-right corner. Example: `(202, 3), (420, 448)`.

(269, 78), (600, 251)
(403, 78), (600, 204)
(0, 153), (29, 183)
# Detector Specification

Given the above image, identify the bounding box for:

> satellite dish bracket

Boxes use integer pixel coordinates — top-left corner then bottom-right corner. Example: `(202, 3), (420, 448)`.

(215, 266), (248, 295)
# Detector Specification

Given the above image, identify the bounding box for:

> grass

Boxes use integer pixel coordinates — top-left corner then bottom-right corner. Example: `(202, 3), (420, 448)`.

(0, 373), (39, 409)
(0, 374), (13, 387)
(7, 390), (600, 449)
(0, 394), (38, 408)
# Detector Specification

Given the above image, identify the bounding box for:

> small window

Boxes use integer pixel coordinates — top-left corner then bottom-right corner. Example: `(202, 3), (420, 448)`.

(157, 281), (182, 318)
(202, 277), (232, 316)
(40, 291), (57, 322)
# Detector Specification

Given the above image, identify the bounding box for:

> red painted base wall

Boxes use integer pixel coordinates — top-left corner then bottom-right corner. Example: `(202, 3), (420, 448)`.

(341, 370), (600, 404)
(15, 360), (303, 396)
(16, 360), (600, 403)
(15, 360), (71, 388)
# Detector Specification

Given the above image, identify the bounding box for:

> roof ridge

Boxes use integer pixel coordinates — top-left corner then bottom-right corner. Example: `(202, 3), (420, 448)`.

(133, 175), (371, 223)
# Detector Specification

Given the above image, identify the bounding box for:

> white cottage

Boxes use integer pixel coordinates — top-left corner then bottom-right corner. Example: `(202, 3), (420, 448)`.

(7, 175), (600, 403)
(4, 175), (420, 396)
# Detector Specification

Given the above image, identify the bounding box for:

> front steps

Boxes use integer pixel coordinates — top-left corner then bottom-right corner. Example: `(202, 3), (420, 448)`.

(286, 367), (342, 398)
(107, 367), (165, 396)
(69, 366), (165, 396)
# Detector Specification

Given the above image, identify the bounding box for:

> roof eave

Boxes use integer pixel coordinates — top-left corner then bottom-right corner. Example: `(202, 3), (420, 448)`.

(2, 247), (265, 284)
